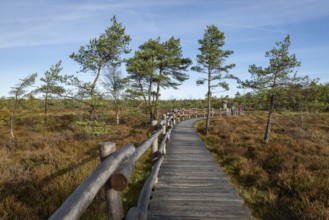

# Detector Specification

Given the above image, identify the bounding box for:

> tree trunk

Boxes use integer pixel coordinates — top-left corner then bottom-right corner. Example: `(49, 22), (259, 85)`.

(264, 95), (274, 143)
(206, 72), (211, 134)
(116, 109), (120, 125)
(10, 116), (14, 138)
(89, 63), (102, 121)
(154, 75), (162, 121)
(10, 98), (19, 139)
(89, 105), (95, 121)
(44, 93), (48, 126)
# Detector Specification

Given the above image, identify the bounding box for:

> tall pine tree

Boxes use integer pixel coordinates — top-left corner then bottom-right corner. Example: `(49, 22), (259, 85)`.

(192, 25), (235, 133)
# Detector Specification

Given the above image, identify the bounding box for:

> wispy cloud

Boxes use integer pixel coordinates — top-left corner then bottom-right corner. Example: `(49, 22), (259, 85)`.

(1, 0), (328, 49)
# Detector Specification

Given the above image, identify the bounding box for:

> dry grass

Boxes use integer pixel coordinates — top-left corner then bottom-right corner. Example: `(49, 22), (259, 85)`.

(196, 112), (329, 220)
(0, 108), (150, 219)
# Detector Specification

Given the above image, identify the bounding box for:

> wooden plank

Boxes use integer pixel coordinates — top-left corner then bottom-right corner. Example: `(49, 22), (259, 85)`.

(155, 182), (235, 189)
(148, 199), (245, 208)
(160, 163), (220, 168)
(158, 175), (226, 181)
(152, 187), (236, 194)
(148, 216), (251, 220)
(158, 171), (226, 177)
(149, 194), (244, 202)
(147, 209), (250, 218)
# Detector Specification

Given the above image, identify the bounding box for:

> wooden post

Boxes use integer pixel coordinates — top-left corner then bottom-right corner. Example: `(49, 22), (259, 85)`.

(203, 108), (206, 117)
(161, 114), (166, 135)
(151, 120), (158, 160)
(99, 142), (124, 220)
(195, 109), (197, 118)
(167, 112), (171, 128)
(188, 109), (191, 119)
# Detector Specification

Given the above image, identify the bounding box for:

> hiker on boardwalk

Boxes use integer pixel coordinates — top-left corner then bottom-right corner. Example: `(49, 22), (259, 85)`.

(231, 105), (236, 115)
(237, 104), (243, 115)
(223, 100), (229, 115)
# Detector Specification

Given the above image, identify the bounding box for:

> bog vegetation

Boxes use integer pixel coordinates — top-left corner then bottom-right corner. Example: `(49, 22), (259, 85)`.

(196, 112), (329, 219)
(0, 15), (329, 220)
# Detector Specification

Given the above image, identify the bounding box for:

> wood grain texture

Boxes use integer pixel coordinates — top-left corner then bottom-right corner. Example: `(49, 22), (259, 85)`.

(147, 118), (254, 220)
(49, 144), (135, 220)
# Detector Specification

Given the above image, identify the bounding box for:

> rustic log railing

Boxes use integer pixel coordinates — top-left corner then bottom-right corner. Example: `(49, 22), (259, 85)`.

(49, 108), (228, 220)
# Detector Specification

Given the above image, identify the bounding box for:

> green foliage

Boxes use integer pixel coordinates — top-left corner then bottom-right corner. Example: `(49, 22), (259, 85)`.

(192, 25), (236, 90)
(127, 37), (191, 121)
(70, 16), (131, 74)
(36, 61), (65, 125)
(9, 73), (38, 138)
(70, 16), (131, 121)
(75, 119), (111, 137)
(9, 73), (38, 99)
(38, 61), (65, 96)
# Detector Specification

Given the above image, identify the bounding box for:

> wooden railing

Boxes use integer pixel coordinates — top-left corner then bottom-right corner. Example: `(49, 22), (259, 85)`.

(49, 108), (227, 220)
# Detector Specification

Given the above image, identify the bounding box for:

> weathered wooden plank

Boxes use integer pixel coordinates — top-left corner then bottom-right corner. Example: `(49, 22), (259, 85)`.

(155, 182), (235, 189)
(158, 172), (226, 178)
(152, 187), (236, 194)
(147, 209), (250, 218)
(49, 144), (135, 220)
(151, 190), (238, 198)
(149, 194), (244, 202)
(158, 175), (226, 181)
(160, 163), (220, 168)
(148, 216), (251, 220)
(148, 199), (245, 208)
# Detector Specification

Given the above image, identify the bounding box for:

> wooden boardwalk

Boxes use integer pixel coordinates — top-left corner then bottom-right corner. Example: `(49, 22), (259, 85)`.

(147, 118), (253, 220)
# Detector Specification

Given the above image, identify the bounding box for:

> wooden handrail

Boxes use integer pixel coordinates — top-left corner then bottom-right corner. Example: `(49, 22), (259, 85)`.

(49, 144), (135, 220)
(110, 129), (163, 191)
(126, 156), (164, 220)
(49, 108), (231, 220)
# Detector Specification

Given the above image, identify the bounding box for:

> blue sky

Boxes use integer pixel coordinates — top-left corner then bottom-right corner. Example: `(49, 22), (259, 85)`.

(0, 0), (328, 99)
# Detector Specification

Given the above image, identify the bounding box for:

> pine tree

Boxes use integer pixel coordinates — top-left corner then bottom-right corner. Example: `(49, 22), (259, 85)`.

(70, 16), (131, 121)
(192, 25), (235, 133)
(241, 35), (304, 143)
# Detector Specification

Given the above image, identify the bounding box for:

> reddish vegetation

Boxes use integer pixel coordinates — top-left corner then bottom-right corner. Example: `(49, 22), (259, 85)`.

(0, 110), (150, 219)
(196, 112), (329, 219)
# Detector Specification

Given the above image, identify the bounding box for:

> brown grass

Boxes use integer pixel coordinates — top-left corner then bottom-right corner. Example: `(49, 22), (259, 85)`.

(196, 112), (329, 220)
(0, 108), (150, 219)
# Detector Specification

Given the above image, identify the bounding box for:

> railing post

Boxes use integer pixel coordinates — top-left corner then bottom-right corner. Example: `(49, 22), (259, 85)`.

(99, 142), (124, 220)
(151, 120), (158, 160)
(173, 112), (176, 125)
(188, 109), (191, 119)
(195, 109), (198, 118)
(161, 114), (166, 135)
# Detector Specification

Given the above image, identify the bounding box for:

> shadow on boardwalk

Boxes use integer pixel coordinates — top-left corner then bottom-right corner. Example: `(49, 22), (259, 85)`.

(147, 118), (254, 220)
